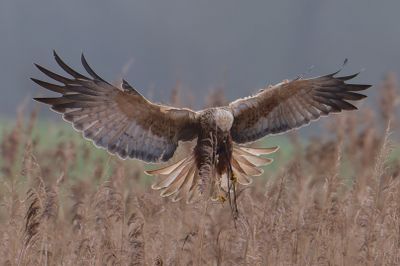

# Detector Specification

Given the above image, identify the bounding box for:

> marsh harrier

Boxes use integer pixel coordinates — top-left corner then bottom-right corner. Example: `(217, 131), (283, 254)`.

(33, 52), (370, 214)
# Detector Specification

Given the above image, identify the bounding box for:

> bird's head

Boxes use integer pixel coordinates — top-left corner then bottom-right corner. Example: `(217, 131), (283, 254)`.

(213, 108), (234, 136)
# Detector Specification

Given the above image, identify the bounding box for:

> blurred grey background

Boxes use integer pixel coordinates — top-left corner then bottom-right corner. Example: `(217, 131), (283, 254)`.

(1, 0), (399, 116)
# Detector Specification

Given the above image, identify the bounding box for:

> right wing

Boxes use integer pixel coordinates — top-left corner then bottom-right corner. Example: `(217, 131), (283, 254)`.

(33, 51), (199, 162)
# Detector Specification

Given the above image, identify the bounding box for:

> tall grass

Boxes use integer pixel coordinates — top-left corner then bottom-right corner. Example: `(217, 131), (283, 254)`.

(0, 74), (399, 265)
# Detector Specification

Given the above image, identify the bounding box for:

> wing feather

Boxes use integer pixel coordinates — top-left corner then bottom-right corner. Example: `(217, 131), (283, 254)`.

(33, 52), (199, 162)
(229, 71), (371, 143)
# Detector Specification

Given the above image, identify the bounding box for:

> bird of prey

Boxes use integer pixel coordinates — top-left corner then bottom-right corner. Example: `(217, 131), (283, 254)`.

(33, 52), (370, 215)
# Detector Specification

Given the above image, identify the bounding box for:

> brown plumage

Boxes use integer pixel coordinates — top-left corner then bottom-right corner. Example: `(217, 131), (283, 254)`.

(33, 51), (371, 209)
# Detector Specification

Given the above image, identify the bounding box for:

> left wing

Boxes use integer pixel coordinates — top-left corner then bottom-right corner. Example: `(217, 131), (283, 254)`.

(32, 51), (199, 162)
(229, 71), (371, 143)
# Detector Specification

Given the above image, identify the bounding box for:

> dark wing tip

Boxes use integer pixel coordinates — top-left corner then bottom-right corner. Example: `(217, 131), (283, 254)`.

(53, 51), (89, 80)
(33, 97), (56, 104)
(34, 63), (56, 78)
(121, 79), (143, 96)
(355, 93), (368, 99)
(346, 84), (372, 92)
(34, 63), (44, 71)
(53, 50), (63, 64)
(30, 77), (40, 84)
(363, 84), (372, 89)
(30, 77), (65, 94)
(337, 72), (360, 81)
(122, 79), (131, 89)
(80, 52), (87, 65)
(80, 53), (109, 84)
(34, 63), (73, 84)
(324, 69), (342, 78)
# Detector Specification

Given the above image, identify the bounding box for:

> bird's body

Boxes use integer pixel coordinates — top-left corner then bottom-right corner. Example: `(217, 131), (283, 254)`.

(33, 52), (371, 209)
(147, 106), (275, 206)
(196, 107), (234, 185)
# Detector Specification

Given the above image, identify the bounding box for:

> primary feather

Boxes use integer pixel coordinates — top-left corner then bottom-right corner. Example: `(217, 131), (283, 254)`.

(229, 72), (370, 143)
(33, 51), (198, 163)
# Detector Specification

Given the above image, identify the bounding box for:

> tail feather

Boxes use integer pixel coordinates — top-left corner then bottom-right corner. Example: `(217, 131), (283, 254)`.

(160, 163), (193, 197)
(146, 155), (189, 176)
(150, 156), (193, 189)
(232, 167), (252, 185)
(149, 144), (279, 202)
(187, 171), (202, 203)
(233, 154), (256, 167)
(233, 157), (264, 176)
(233, 146), (279, 156)
(171, 166), (196, 202)
(241, 155), (273, 166)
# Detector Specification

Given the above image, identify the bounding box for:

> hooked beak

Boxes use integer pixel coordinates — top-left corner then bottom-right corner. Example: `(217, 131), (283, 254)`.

(222, 131), (229, 140)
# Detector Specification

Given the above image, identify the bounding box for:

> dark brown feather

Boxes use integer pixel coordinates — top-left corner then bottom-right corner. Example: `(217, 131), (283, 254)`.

(32, 52), (199, 162)
(31, 78), (67, 94)
(53, 50), (89, 79)
(229, 71), (371, 143)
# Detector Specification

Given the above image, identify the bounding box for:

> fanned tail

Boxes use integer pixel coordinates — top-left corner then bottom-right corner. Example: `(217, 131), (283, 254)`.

(145, 154), (201, 203)
(230, 145), (278, 185)
(146, 144), (279, 203)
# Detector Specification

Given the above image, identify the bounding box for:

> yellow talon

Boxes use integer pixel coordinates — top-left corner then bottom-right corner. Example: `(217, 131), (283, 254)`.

(217, 195), (226, 203)
(230, 173), (237, 183)
(211, 194), (227, 203)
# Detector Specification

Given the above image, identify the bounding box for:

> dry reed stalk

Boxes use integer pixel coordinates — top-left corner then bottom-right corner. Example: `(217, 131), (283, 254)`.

(1, 105), (24, 178)
(0, 73), (399, 265)
(127, 212), (145, 266)
(380, 72), (399, 127)
(93, 180), (124, 265)
(205, 87), (227, 108)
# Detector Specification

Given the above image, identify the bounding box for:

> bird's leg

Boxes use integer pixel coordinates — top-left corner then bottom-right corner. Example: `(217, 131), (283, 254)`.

(231, 169), (238, 219)
(208, 131), (218, 200)
(228, 161), (239, 220)
(224, 141), (239, 221)
(224, 142), (233, 215)
(226, 165), (232, 205)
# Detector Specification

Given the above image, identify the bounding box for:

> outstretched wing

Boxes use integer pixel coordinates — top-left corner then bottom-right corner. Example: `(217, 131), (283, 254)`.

(229, 71), (371, 143)
(33, 51), (199, 162)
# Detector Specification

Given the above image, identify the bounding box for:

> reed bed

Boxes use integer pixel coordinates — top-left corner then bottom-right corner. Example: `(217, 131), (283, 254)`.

(0, 73), (399, 265)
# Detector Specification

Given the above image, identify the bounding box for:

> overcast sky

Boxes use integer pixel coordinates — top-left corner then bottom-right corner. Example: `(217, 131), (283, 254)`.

(1, 0), (399, 116)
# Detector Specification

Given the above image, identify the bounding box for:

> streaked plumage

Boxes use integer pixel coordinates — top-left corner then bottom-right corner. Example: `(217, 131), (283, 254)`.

(33, 51), (371, 212)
